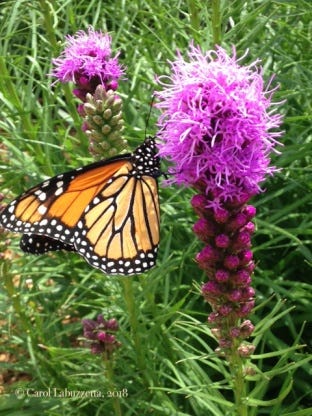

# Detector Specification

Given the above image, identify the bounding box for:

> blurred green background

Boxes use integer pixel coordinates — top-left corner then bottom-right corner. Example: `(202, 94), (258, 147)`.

(0, 1), (311, 415)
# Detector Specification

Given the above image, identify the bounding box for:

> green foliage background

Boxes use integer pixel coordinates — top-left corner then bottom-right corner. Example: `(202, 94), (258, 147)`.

(0, 1), (311, 415)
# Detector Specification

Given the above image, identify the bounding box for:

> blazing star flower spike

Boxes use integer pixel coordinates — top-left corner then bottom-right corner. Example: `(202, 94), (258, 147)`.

(155, 44), (284, 356)
(52, 27), (125, 99)
(156, 45), (283, 207)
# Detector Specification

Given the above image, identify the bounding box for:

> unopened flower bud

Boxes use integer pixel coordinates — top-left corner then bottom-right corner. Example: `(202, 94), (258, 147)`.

(215, 234), (230, 248)
(224, 255), (240, 270)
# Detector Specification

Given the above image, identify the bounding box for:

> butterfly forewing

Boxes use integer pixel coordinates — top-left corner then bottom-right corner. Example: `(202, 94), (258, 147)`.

(73, 141), (160, 275)
(0, 158), (129, 243)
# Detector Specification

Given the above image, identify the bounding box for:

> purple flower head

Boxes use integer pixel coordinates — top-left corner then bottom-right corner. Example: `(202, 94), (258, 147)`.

(52, 27), (124, 99)
(82, 314), (121, 356)
(82, 318), (98, 340)
(155, 44), (283, 208)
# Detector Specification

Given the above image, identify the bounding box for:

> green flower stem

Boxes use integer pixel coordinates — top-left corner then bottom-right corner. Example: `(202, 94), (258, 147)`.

(62, 84), (88, 144)
(187, 0), (200, 36)
(0, 262), (31, 335)
(211, 0), (222, 46)
(226, 317), (248, 416)
(230, 351), (248, 416)
(121, 278), (146, 373)
(38, 0), (59, 52)
(104, 358), (122, 416)
(0, 56), (36, 143)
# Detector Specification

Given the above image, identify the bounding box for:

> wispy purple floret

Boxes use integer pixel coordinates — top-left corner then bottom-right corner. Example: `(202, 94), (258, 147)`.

(52, 27), (124, 96)
(155, 45), (283, 207)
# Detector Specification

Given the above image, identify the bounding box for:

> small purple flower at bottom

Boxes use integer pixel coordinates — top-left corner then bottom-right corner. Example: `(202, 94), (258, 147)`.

(82, 314), (121, 357)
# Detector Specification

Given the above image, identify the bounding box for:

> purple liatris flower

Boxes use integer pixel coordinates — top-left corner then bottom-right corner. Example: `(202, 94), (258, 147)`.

(82, 314), (121, 357)
(156, 45), (282, 206)
(155, 45), (283, 355)
(52, 27), (124, 100)
(51, 27), (127, 159)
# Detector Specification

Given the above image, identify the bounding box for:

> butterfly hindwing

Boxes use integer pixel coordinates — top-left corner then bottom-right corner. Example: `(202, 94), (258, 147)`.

(20, 234), (75, 254)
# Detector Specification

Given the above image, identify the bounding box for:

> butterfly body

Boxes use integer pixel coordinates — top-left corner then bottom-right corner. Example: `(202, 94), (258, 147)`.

(0, 137), (160, 275)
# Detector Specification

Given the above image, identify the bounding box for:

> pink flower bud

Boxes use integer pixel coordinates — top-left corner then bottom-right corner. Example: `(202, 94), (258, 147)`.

(245, 261), (256, 273)
(227, 213), (248, 231)
(215, 269), (230, 282)
(240, 320), (255, 338)
(191, 194), (208, 215)
(228, 289), (242, 302)
(241, 286), (255, 300)
(97, 331), (108, 342)
(243, 205), (257, 219)
(202, 281), (221, 295)
(106, 318), (119, 331)
(215, 234), (230, 248)
(193, 218), (216, 240)
(196, 245), (219, 265)
(224, 255), (240, 270)
(230, 327), (241, 338)
(214, 208), (229, 223)
(218, 304), (233, 316)
(207, 312), (220, 323)
(244, 221), (255, 234)
(237, 300), (255, 317)
(238, 343), (256, 357)
(219, 338), (233, 348)
(233, 269), (252, 286)
(239, 250), (253, 265)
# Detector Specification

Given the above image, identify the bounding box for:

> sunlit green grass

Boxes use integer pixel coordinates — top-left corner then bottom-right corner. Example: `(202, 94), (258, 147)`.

(0, 1), (311, 415)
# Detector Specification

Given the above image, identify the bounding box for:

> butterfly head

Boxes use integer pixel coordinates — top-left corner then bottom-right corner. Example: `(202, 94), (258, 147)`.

(131, 136), (160, 178)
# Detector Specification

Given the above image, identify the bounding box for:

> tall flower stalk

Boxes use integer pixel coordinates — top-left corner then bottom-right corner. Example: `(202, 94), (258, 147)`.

(155, 44), (283, 414)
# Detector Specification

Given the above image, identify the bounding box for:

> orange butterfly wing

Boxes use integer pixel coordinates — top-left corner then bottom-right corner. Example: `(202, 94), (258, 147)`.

(0, 137), (160, 275)
(1, 158), (127, 240)
(74, 163), (160, 274)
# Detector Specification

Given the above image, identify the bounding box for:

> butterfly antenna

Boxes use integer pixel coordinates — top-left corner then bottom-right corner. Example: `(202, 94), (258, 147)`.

(145, 94), (156, 138)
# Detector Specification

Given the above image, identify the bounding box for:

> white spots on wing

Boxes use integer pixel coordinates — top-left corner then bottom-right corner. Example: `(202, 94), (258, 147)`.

(38, 205), (47, 215)
(54, 187), (63, 196)
(93, 197), (100, 205)
(38, 192), (46, 201)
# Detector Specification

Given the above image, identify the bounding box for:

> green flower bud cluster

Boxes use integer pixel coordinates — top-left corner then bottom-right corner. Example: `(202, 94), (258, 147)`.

(83, 85), (127, 159)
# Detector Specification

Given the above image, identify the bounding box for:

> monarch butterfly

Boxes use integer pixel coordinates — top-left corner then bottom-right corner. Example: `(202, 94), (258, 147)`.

(0, 137), (160, 275)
